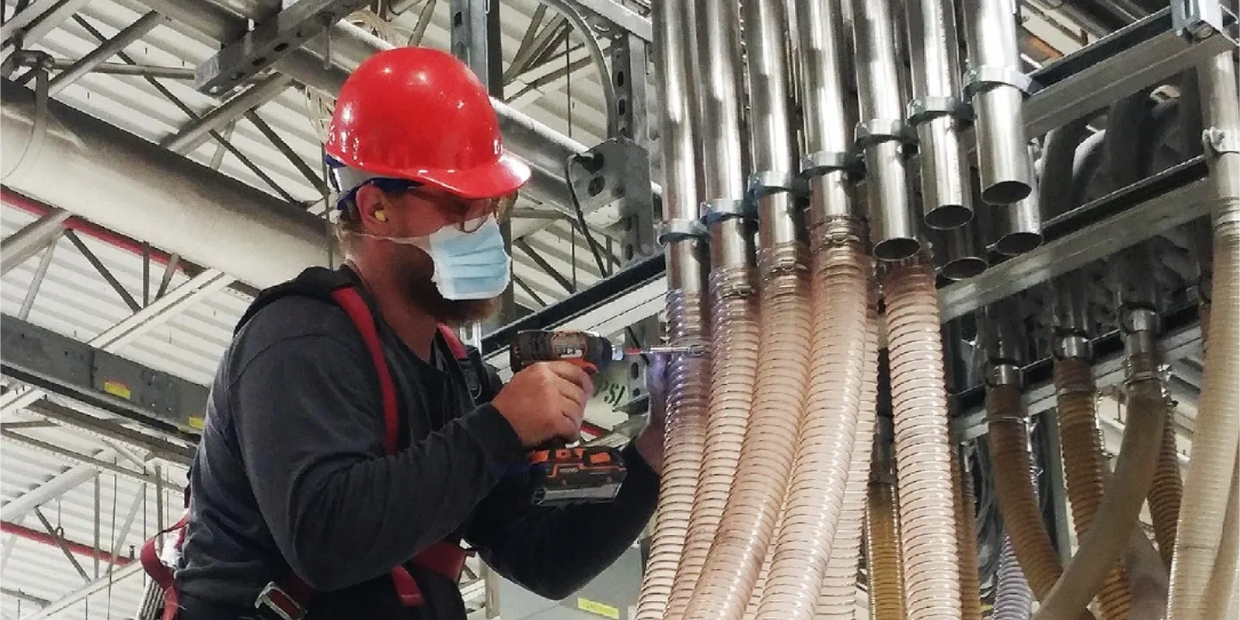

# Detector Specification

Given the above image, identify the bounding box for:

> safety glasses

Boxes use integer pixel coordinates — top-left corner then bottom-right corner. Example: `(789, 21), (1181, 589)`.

(338, 177), (517, 231)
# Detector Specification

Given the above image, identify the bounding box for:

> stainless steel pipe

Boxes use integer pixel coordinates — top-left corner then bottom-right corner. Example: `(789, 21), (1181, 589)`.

(696, 0), (753, 272)
(853, 0), (919, 261)
(655, 0), (707, 297)
(745, 0), (800, 246)
(930, 223), (988, 281)
(796, 0), (857, 225)
(904, 0), (973, 229)
(962, 0), (1033, 205)
(991, 146), (1043, 256)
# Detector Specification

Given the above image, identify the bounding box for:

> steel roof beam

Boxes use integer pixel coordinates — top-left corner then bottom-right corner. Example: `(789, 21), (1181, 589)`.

(0, 210), (69, 277)
(20, 561), (144, 620)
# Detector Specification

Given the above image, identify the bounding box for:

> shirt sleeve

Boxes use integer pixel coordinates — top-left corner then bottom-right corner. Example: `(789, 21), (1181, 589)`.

(231, 333), (527, 592)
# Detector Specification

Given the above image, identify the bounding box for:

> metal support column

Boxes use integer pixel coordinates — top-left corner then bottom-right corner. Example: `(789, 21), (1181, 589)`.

(451, 0), (515, 335)
(595, 33), (657, 267)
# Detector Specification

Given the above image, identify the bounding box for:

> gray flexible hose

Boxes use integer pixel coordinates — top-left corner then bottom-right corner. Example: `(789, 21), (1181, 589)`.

(993, 534), (1033, 620)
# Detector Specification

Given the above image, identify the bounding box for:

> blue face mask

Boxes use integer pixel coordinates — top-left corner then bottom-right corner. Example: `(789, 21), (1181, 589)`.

(348, 216), (512, 300)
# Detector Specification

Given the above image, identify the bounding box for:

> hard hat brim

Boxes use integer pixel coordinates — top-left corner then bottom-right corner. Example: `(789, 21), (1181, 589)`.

(410, 151), (531, 201)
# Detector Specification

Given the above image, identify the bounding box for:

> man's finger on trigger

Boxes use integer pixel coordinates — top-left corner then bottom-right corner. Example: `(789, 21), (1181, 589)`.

(547, 362), (592, 391)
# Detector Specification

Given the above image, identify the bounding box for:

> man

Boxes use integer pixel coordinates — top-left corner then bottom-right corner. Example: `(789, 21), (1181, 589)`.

(174, 47), (664, 620)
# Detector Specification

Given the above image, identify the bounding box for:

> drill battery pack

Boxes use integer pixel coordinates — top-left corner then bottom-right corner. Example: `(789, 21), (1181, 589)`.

(528, 446), (628, 507)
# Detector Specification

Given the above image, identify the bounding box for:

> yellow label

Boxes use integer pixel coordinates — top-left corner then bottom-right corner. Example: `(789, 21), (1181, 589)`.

(103, 380), (131, 399)
(577, 597), (620, 619)
(187, 416), (206, 431)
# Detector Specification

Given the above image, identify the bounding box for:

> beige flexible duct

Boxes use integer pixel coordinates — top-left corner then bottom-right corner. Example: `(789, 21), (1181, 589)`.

(1032, 352), (1166, 620)
(757, 221), (871, 620)
(1053, 358), (1132, 620)
(865, 460), (905, 620)
(1148, 401), (1184, 568)
(634, 1), (710, 617)
(817, 281), (881, 619)
(985, 384), (1096, 620)
(636, 288), (710, 620)
(1167, 51), (1240, 620)
(686, 242), (812, 620)
(882, 261), (962, 620)
(669, 265), (760, 620)
(1199, 453), (1239, 620)
(952, 450), (982, 620)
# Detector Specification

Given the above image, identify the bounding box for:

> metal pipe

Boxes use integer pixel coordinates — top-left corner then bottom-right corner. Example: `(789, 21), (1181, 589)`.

(0, 80), (330, 288)
(746, 0), (800, 246)
(930, 221), (988, 280)
(853, 0), (919, 261)
(48, 12), (167, 95)
(904, 0), (973, 229)
(962, 0), (1033, 205)
(991, 145), (1043, 256)
(694, 0), (752, 273)
(161, 73), (295, 155)
(50, 60), (196, 81)
(0, 207), (69, 276)
(796, 0), (856, 224)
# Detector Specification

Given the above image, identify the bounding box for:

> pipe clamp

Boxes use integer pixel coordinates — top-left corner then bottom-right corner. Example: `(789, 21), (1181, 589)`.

(701, 198), (756, 225)
(854, 118), (916, 147)
(748, 170), (804, 200)
(907, 96), (973, 125)
(962, 66), (1037, 99)
(658, 218), (708, 244)
(1202, 127), (1240, 155)
(800, 150), (862, 177)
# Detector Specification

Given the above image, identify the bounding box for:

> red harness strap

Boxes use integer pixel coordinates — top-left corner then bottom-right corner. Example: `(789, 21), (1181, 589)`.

(140, 287), (472, 620)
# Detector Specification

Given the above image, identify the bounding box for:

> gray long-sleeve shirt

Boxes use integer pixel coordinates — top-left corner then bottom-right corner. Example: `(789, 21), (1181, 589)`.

(176, 268), (659, 619)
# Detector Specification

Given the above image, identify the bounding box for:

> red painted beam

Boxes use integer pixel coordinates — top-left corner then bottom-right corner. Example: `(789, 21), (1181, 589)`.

(1, 521), (134, 565)
(1, 187), (179, 268)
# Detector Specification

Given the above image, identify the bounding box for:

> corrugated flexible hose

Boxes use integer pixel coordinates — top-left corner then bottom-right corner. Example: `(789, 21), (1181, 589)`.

(817, 275), (881, 619)
(1168, 53), (1240, 620)
(666, 266), (761, 620)
(882, 261), (962, 620)
(993, 535), (1033, 620)
(634, 288), (711, 620)
(1148, 398), (1184, 569)
(686, 242), (813, 620)
(1033, 353), (1167, 620)
(757, 221), (871, 620)
(985, 384), (1097, 620)
(953, 450), (982, 620)
(865, 454), (904, 620)
(1053, 357), (1132, 620)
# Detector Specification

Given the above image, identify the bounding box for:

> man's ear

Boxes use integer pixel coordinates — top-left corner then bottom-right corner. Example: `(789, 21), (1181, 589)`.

(354, 184), (389, 229)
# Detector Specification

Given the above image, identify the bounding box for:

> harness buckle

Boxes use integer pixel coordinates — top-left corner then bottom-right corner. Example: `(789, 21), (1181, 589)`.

(255, 583), (306, 620)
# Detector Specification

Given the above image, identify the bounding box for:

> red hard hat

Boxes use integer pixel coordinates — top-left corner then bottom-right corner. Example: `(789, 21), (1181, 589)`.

(325, 47), (530, 200)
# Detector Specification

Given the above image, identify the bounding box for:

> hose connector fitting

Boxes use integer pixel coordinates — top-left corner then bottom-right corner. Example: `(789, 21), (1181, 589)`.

(1053, 333), (1093, 362)
(986, 362), (1024, 389)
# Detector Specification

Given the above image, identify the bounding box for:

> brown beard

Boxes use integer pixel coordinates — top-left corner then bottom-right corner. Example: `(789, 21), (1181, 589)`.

(395, 247), (501, 326)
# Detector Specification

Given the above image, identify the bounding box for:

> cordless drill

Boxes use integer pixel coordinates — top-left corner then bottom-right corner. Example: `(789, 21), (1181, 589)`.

(509, 330), (629, 507)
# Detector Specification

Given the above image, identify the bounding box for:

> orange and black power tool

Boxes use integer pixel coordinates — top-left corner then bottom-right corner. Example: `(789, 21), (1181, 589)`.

(509, 329), (629, 507)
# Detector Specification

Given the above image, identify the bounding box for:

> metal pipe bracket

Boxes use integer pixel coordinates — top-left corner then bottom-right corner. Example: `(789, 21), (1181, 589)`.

(907, 96), (974, 125)
(1202, 126), (1240, 155)
(747, 170), (805, 200)
(658, 218), (708, 244)
(962, 65), (1039, 99)
(800, 150), (863, 178)
(854, 118), (917, 147)
(701, 197), (757, 225)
